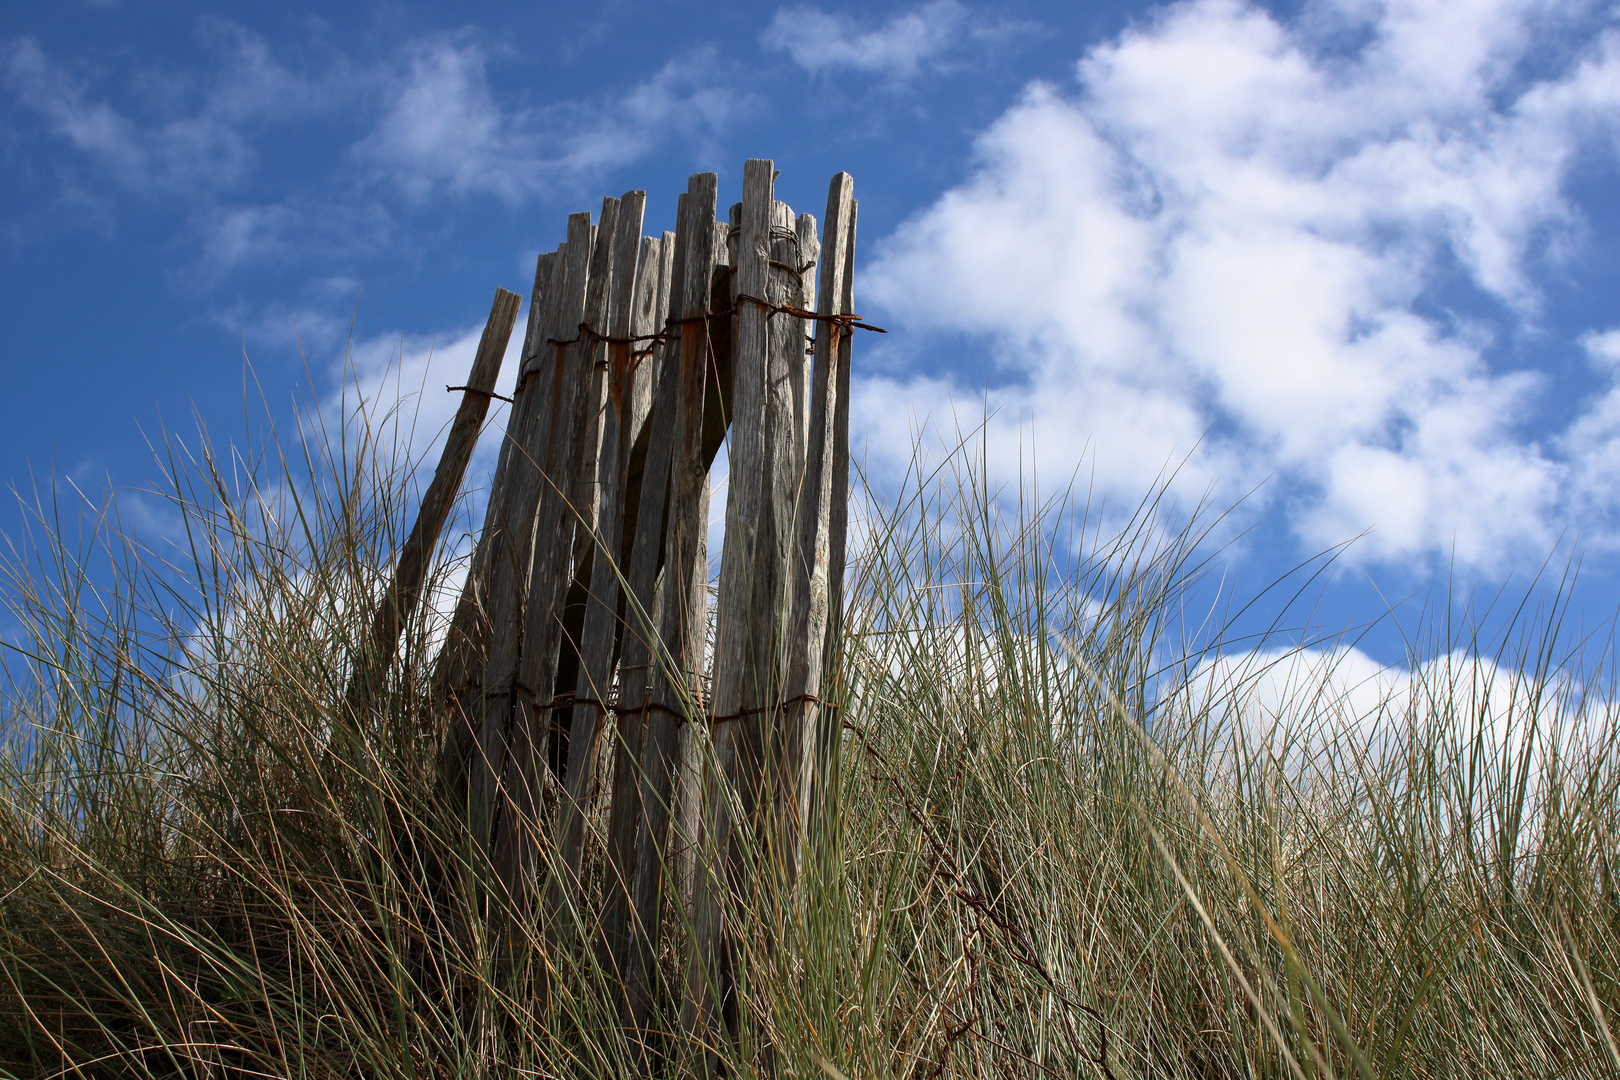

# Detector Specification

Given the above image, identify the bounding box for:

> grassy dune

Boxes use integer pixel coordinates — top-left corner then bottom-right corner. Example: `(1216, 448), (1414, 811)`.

(1, 405), (1616, 1079)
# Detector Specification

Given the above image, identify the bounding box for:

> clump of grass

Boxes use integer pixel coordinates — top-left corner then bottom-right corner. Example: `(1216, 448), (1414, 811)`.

(1, 394), (1617, 1079)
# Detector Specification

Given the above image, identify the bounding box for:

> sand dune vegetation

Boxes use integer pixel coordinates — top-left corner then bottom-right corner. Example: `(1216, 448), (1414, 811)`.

(1, 400), (1617, 1079)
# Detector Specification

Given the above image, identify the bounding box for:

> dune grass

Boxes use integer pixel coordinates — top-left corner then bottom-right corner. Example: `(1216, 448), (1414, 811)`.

(0, 398), (1617, 1079)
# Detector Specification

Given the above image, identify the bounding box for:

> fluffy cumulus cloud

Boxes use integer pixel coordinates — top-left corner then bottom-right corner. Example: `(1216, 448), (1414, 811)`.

(1558, 329), (1620, 526)
(863, 0), (1620, 571)
(1167, 642), (1596, 782)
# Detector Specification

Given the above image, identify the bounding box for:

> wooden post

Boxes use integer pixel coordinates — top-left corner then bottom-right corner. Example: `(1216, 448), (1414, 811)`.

(675, 202), (740, 920)
(552, 200), (631, 782)
(756, 200), (813, 876)
(598, 211), (685, 988)
(434, 256), (553, 783)
(344, 287), (521, 725)
(465, 237), (575, 861)
(621, 171), (720, 1051)
(550, 189), (646, 944)
(681, 157), (779, 1061)
(778, 175), (855, 887)
(811, 196), (857, 848)
(493, 200), (613, 921)
(791, 212), (821, 468)
(472, 213), (589, 924)
(547, 197), (622, 779)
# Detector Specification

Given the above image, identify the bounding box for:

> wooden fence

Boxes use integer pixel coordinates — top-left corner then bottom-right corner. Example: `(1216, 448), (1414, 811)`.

(377, 161), (877, 1063)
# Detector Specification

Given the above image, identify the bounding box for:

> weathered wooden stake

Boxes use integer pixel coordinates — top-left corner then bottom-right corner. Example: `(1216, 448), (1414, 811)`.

(681, 157), (781, 1065)
(493, 202), (608, 922)
(435, 255), (552, 792)
(780, 174), (854, 886)
(416, 165), (862, 1076)
(345, 286), (520, 725)
(597, 202), (688, 988)
(622, 171), (720, 1049)
(810, 196), (857, 849)
(465, 214), (585, 953)
(550, 189), (646, 945)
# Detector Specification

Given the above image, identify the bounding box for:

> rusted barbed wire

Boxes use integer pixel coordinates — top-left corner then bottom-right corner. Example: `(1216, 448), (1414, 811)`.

(528, 689), (837, 725)
(446, 384), (515, 404)
(517, 300), (883, 394)
(733, 293), (886, 333)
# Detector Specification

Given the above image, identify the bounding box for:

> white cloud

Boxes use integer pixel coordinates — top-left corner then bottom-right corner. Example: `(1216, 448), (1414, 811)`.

(762, 1), (968, 79)
(186, 198), (394, 276)
(1, 24), (377, 273)
(4, 37), (149, 179)
(198, 203), (303, 269)
(2, 24), (341, 197)
(332, 312), (526, 487)
(3, 26), (740, 268)
(862, 0), (1620, 572)
(1557, 328), (1620, 534)
(354, 39), (744, 204)
(1167, 643), (1594, 786)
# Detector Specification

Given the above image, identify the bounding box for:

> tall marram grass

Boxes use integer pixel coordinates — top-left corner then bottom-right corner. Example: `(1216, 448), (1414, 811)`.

(2, 397), (1618, 1079)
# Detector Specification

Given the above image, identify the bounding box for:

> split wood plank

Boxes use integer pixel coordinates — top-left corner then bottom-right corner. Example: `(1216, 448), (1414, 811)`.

(682, 157), (777, 1058)
(435, 254), (555, 794)
(779, 174), (854, 888)
(671, 210), (736, 922)
(599, 232), (664, 860)
(598, 196), (692, 986)
(551, 189), (647, 945)
(627, 234), (666, 447)
(811, 194), (858, 847)
(551, 198), (630, 780)
(485, 209), (595, 915)
(621, 171), (721, 1050)
(465, 237), (572, 856)
(344, 286), (521, 726)
(791, 212), (820, 470)
(461, 243), (570, 853)
(751, 201), (813, 892)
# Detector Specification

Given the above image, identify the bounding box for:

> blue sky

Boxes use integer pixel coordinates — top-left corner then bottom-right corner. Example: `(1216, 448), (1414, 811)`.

(4, 0), (1620, 692)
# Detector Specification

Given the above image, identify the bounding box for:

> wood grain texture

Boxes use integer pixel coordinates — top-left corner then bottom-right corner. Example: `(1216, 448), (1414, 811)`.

(812, 194), (858, 847)
(469, 234), (577, 856)
(435, 251), (553, 798)
(672, 210), (735, 926)
(681, 158), (776, 1060)
(627, 234), (664, 448)
(550, 196), (623, 781)
(598, 197), (691, 992)
(551, 189), (646, 946)
(623, 171), (720, 1051)
(344, 286), (520, 725)
(793, 211), (821, 470)
(752, 200), (814, 890)
(780, 174), (854, 887)
(488, 208), (597, 921)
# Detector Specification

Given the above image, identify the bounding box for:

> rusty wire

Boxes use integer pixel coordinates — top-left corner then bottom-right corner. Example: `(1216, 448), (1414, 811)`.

(445, 384), (514, 404)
